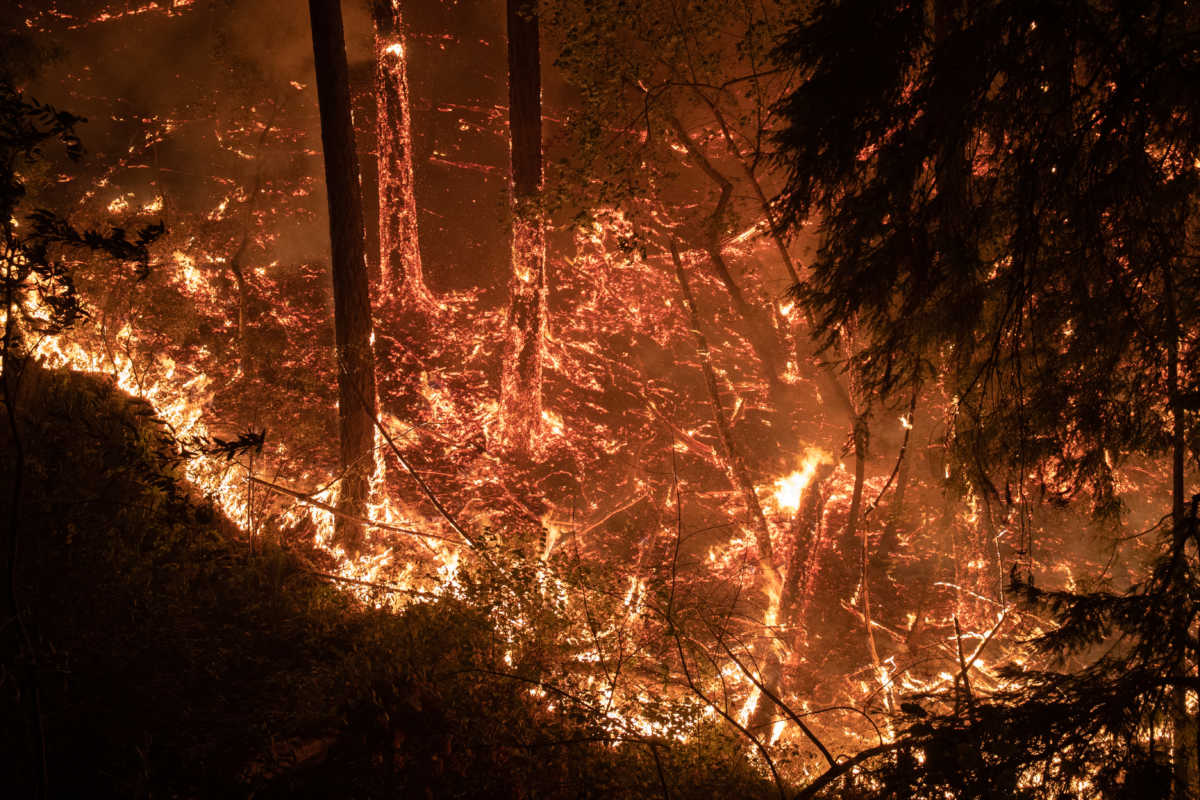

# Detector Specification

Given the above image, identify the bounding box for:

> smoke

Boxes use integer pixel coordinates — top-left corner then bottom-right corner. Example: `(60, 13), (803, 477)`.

(10, 0), (515, 289)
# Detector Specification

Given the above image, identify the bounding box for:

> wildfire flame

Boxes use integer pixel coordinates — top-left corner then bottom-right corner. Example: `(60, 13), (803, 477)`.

(771, 447), (831, 513)
(7, 0), (1080, 759)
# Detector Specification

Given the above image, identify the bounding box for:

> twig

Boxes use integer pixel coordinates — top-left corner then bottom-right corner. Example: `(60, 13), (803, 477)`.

(863, 389), (918, 519)
(249, 475), (461, 544)
(302, 568), (437, 597)
(953, 615), (976, 719)
(576, 492), (650, 538)
(961, 610), (1010, 679)
(642, 393), (718, 460)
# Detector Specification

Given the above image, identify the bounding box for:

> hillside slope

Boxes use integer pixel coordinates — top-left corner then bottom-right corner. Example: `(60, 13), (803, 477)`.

(0, 365), (770, 799)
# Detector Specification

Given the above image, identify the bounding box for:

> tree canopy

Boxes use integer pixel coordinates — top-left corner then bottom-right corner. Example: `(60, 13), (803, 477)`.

(776, 0), (1200, 517)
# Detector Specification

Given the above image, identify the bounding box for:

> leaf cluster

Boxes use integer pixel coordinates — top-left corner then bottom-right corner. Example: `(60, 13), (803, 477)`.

(2, 81), (162, 350)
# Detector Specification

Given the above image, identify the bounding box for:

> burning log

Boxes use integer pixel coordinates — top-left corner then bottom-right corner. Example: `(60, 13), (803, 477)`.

(748, 457), (835, 738)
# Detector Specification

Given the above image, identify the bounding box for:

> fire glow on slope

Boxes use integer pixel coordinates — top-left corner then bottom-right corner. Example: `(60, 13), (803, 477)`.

(12, 3), (1139, 789)
(14, 81), (1048, 770)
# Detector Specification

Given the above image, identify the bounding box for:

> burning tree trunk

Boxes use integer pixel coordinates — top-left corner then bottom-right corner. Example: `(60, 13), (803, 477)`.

(308, 0), (378, 554)
(747, 459), (834, 739)
(372, 0), (428, 303)
(498, 0), (547, 457)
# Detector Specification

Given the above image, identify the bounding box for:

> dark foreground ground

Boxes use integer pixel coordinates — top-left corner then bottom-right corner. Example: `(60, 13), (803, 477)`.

(0, 364), (771, 799)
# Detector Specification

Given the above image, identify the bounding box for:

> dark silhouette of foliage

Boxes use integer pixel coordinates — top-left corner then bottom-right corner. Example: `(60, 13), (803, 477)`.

(1, 81), (162, 348)
(775, 0), (1200, 515)
(774, 1), (1200, 796)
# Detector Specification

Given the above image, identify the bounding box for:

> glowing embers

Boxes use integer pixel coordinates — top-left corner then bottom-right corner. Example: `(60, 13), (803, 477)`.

(498, 211), (547, 455)
(169, 250), (219, 305)
(32, 325), (247, 532)
(107, 195), (131, 215)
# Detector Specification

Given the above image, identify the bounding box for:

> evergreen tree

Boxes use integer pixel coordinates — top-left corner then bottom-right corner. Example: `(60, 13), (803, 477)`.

(774, 1), (1200, 796)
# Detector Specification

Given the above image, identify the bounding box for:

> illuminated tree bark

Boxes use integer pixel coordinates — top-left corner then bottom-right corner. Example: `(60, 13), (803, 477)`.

(372, 0), (428, 302)
(498, 0), (546, 456)
(308, 0), (378, 553)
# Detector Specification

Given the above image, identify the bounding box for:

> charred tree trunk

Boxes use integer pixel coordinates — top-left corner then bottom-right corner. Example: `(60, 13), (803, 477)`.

(309, 0), (378, 554)
(499, 0), (546, 456)
(372, 0), (427, 303)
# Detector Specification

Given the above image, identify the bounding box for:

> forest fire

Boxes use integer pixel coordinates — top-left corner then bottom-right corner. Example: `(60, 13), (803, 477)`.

(3, 1), (1199, 799)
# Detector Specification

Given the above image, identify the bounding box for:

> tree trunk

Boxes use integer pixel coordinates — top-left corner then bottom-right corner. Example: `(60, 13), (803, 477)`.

(372, 0), (428, 302)
(1165, 269), (1198, 799)
(499, 0), (546, 456)
(308, 0), (378, 554)
(748, 460), (834, 738)
(665, 115), (786, 400)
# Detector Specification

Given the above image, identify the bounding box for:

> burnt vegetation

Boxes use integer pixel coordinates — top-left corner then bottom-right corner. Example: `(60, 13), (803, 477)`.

(3, 1), (1200, 798)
